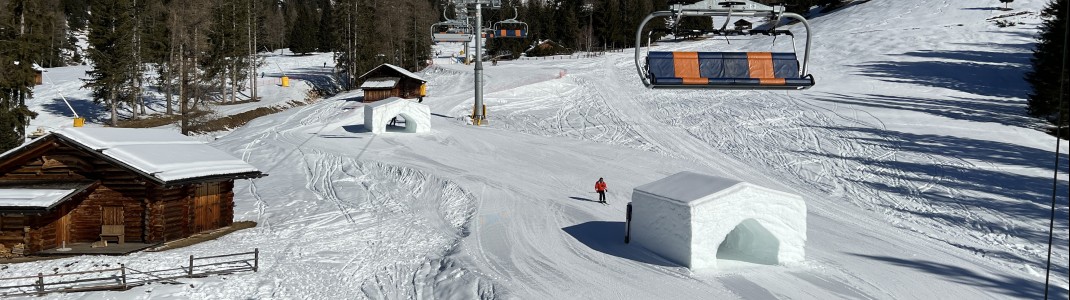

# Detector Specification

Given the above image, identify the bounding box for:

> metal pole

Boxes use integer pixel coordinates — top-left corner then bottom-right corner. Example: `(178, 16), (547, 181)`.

(779, 13), (811, 75)
(188, 255), (194, 277)
(120, 264), (128, 289)
(473, 3), (484, 125)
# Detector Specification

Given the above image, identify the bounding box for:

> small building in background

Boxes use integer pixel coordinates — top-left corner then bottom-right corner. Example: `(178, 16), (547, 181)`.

(734, 19), (753, 30)
(358, 64), (428, 103)
(0, 128), (263, 254)
(32, 63), (44, 85)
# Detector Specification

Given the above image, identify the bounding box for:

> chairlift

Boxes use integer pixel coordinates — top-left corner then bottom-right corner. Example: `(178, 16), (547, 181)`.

(488, 7), (528, 39)
(432, 3), (473, 43)
(635, 0), (814, 90)
(432, 20), (473, 43)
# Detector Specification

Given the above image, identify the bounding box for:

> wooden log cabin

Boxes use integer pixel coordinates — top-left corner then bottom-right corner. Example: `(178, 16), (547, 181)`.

(0, 128), (263, 254)
(358, 63), (428, 103)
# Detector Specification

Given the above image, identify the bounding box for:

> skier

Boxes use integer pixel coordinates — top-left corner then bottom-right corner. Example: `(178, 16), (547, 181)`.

(595, 178), (607, 204)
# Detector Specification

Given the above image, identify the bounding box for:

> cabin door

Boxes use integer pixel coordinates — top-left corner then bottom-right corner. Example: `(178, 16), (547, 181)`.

(102, 206), (124, 226)
(55, 208), (70, 247)
(194, 183), (221, 232)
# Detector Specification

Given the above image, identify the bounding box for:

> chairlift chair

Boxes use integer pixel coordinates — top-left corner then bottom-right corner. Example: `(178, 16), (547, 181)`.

(488, 7), (528, 39)
(635, 0), (815, 90)
(432, 20), (474, 43)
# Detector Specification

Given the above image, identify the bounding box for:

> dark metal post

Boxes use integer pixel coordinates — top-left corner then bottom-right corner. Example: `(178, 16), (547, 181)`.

(188, 255), (194, 277)
(253, 248), (260, 272)
(120, 264), (128, 289)
(36, 273), (44, 295)
(625, 203), (633, 243)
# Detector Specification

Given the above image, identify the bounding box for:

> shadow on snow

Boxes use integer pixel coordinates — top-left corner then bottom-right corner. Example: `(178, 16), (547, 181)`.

(852, 253), (1068, 299)
(562, 221), (677, 267)
(853, 50), (1031, 99)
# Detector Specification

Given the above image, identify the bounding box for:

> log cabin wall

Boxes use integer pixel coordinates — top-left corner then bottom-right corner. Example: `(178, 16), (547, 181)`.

(0, 214), (28, 250)
(363, 88), (398, 103)
(0, 140), (147, 249)
(2, 137), (242, 252)
(219, 180), (235, 228)
(145, 184), (192, 242)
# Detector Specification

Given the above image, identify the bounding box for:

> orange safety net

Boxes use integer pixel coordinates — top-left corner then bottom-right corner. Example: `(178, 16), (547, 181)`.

(747, 52), (776, 79)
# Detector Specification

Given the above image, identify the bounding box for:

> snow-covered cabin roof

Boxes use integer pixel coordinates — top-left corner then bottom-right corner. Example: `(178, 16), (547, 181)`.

(0, 128), (262, 185)
(32, 63), (45, 72)
(358, 64), (427, 82)
(634, 172), (743, 205)
(0, 181), (97, 212)
(0, 189), (76, 209)
(360, 77), (400, 89)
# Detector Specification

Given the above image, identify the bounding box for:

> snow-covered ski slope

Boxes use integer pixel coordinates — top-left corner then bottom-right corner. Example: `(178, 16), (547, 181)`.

(5, 0), (1068, 299)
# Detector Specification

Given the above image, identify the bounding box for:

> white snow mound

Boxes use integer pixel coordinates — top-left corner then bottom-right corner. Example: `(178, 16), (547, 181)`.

(630, 171), (806, 270)
(364, 97), (431, 134)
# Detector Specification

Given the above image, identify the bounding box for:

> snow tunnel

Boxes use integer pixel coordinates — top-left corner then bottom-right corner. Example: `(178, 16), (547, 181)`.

(629, 171), (807, 270)
(363, 97), (431, 134)
(716, 218), (780, 265)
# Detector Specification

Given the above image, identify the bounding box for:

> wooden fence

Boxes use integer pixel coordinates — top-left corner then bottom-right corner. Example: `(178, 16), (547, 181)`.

(0, 248), (258, 297)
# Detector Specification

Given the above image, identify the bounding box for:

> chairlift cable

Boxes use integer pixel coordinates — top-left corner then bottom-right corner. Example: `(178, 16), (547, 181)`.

(1043, 0), (1069, 298)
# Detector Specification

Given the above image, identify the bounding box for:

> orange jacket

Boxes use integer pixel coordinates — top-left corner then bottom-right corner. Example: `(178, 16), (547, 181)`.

(595, 181), (607, 192)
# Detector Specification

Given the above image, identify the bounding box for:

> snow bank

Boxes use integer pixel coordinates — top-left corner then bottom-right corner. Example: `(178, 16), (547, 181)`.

(363, 97), (431, 134)
(630, 171), (806, 270)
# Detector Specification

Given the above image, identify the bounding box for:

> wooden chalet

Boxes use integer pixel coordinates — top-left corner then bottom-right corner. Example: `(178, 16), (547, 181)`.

(734, 19), (753, 30)
(358, 64), (428, 103)
(33, 63), (44, 85)
(0, 128), (263, 254)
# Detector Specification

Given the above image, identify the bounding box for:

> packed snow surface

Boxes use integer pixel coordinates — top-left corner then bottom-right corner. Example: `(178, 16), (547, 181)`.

(4, 0), (1069, 299)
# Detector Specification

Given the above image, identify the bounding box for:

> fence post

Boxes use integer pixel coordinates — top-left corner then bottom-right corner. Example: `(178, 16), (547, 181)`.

(120, 264), (128, 289)
(35, 273), (44, 295)
(253, 248), (259, 272)
(188, 255), (194, 277)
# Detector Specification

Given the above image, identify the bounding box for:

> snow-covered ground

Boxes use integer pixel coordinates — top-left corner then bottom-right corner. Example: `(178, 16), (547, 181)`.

(26, 52), (335, 132)
(5, 0), (1069, 299)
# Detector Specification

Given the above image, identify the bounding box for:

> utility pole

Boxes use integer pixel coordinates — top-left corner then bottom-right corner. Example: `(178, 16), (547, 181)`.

(459, 0), (501, 125)
(474, 3), (484, 125)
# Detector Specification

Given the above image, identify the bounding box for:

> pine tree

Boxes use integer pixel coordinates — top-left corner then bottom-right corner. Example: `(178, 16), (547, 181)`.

(84, 0), (136, 126)
(1026, 0), (1070, 128)
(0, 0), (44, 151)
(288, 5), (317, 55)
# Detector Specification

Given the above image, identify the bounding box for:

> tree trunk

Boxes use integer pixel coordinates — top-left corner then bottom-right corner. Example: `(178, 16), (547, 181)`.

(180, 44), (188, 135)
(110, 90), (118, 126)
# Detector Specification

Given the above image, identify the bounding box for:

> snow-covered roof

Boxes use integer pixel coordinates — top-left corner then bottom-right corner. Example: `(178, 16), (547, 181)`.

(634, 172), (799, 206)
(358, 64), (427, 82)
(634, 172), (743, 205)
(360, 77), (400, 89)
(0, 189), (77, 209)
(0, 128), (262, 184)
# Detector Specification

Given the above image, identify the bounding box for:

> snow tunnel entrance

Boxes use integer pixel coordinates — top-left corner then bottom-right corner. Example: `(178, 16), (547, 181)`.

(716, 218), (780, 265)
(386, 113), (418, 133)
